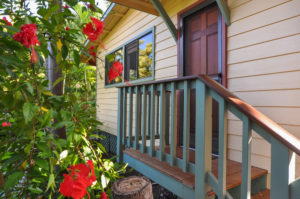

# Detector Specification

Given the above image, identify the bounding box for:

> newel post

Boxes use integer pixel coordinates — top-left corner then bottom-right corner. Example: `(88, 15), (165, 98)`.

(117, 88), (124, 162)
(195, 80), (212, 199)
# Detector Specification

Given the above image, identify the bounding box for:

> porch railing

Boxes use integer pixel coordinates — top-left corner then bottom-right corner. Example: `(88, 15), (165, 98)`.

(116, 75), (300, 199)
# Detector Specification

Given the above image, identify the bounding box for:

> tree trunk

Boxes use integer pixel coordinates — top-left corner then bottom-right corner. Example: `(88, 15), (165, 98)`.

(46, 0), (66, 139)
(112, 176), (153, 199)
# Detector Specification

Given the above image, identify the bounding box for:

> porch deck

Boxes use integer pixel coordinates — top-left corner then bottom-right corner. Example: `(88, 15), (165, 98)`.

(116, 75), (300, 199)
(124, 148), (268, 197)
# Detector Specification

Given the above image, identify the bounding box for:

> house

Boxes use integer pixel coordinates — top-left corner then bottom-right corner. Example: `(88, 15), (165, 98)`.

(94, 0), (300, 198)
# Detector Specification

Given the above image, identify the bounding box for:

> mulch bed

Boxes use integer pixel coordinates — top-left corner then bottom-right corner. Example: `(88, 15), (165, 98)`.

(104, 153), (177, 199)
(122, 167), (178, 199)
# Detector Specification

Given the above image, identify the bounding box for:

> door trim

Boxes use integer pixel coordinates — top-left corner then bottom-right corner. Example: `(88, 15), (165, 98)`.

(177, 0), (227, 87)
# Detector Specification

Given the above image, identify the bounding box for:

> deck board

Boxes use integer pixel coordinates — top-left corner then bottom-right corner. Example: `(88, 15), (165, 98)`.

(124, 148), (268, 191)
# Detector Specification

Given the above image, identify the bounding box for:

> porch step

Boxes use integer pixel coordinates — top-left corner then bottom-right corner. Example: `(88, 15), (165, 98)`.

(251, 189), (270, 199)
(124, 148), (268, 194)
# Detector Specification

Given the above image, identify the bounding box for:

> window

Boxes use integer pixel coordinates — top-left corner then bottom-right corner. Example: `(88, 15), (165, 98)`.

(105, 48), (123, 85)
(105, 28), (154, 87)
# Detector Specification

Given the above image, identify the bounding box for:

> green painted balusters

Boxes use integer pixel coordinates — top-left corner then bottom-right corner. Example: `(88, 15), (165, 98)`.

(135, 86), (141, 150)
(127, 87), (133, 148)
(195, 80), (212, 199)
(170, 82), (177, 166)
(241, 116), (252, 199)
(155, 92), (159, 137)
(218, 98), (227, 199)
(117, 88), (124, 162)
(183, 80), (190, 172)
(141, 85), (147, 153)
(149, 84), (155, 157)
(159, 83), (166, 161)
(122, 87), (127, 146)
(147, 90), (151, 138)
(270, 139), (290, 199)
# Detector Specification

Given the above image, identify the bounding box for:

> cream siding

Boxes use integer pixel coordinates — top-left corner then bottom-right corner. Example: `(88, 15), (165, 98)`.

(96, 0), (300, 176)
(96, 0), (199, 135)
(227, 0), (300, 176)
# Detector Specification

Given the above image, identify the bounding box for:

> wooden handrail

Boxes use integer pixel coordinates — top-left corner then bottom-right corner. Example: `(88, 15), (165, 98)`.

(118, 75), (300, 156)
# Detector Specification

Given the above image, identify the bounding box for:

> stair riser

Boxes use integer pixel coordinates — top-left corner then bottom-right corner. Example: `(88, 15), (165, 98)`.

(222, 174), (267, 199)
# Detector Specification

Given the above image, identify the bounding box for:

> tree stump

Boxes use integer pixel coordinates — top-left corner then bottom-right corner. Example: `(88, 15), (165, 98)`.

(111, 176), (153, 199)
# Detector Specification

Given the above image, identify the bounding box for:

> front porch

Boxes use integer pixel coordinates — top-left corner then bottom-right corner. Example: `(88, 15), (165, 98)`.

(115, 75), (300, 199)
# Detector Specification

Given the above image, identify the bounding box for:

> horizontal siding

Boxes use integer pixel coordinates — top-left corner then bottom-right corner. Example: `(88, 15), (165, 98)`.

(96, 0), (199, 135)
(228, 0), (300, 37)
(227, 0), (300, 177)
(228, 52), (300, 78)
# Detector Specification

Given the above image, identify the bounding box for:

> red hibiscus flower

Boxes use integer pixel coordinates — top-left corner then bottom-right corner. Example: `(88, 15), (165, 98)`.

(2, 122), (12, 127)
(82, 17), (103, 42)
(89, 46), (97, 57)
(2, 17), (12, 26)
(13, 24), (39, 63)
(108, 61), (124, 82)
(60, 160), (96, 199)
(100, 192), (108, 199)
(65, 27), (70, 31)
(13, 24), (39, 48)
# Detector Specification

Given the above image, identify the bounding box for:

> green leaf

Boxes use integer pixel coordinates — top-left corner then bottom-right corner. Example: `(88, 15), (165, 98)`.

(46, 173), (55, 191)
(54, 121), (74, 129)
(23, 102), (36, 123)
(52, 77), (64, 88)
(4, 171), (24, 190)
(28, 185), (43, 194)
(62, 45), (68, 59)
(41, 109), (53, 128)
(25, 82), (34, 94)
(73, 50), (80, 66)
(35, 158), (49, 170)
(44, 4), (60, 20)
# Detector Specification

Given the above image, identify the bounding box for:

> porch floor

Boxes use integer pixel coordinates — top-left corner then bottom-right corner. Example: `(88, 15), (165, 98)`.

(124, 148), (268, 197)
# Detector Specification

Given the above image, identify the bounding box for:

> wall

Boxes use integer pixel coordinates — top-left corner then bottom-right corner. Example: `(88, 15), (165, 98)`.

(96, 0), (300, 176)
(227, 0), (300, 176)
(96, 0), (199, 135)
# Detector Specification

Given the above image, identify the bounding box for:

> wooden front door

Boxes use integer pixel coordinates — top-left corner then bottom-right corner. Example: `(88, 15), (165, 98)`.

(180, 3), (220, 155)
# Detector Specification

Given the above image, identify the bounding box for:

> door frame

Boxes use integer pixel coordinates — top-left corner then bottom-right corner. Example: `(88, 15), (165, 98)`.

(177, 0), (227, 87)
(176, 0), (228, 149)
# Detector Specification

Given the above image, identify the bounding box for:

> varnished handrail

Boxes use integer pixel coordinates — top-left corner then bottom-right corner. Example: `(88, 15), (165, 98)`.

(118, 75), (300, 156)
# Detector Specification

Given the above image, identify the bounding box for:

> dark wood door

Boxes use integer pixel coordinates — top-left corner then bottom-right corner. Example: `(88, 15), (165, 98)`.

(181, 3), (220, 154)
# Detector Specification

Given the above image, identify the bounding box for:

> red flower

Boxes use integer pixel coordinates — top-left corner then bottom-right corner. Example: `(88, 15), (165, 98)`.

(65, 27), (70, 31)
(60, 160), (96, 199)
(2, 122), (12, 127)
(89, 46), (97, 57)
(82, 17), (103, 42)
(13, 24), (39, 48)
(100, 192), (108, 199)
(64, 5), (69, 9)
(2, 17), (12, 26)
(108, 61), (123, 82)
(30, 46), (38, 64)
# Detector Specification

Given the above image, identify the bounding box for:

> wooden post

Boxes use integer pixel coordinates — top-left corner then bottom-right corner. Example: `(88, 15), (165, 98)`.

(112, 176), (153, 199)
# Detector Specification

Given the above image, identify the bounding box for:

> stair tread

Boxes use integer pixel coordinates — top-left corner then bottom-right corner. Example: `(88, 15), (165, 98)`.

(124, 148), (268, 190)
(251, 189), (270, 199)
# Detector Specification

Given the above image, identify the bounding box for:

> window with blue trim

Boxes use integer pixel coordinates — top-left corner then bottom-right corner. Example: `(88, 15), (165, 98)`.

(105, 28), (154, 86)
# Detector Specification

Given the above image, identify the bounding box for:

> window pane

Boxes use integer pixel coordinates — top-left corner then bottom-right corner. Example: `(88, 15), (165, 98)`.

(125, 41), (139, 81)
(138, 32), (153, 79)
(105, 48), (123, 85)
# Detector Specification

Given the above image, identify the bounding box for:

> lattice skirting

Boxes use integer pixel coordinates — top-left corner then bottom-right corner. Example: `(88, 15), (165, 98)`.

(96, 131), (117, 154)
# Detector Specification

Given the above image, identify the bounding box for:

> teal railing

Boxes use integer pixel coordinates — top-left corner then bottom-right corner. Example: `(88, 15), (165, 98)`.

(116, 75), (300, 199)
